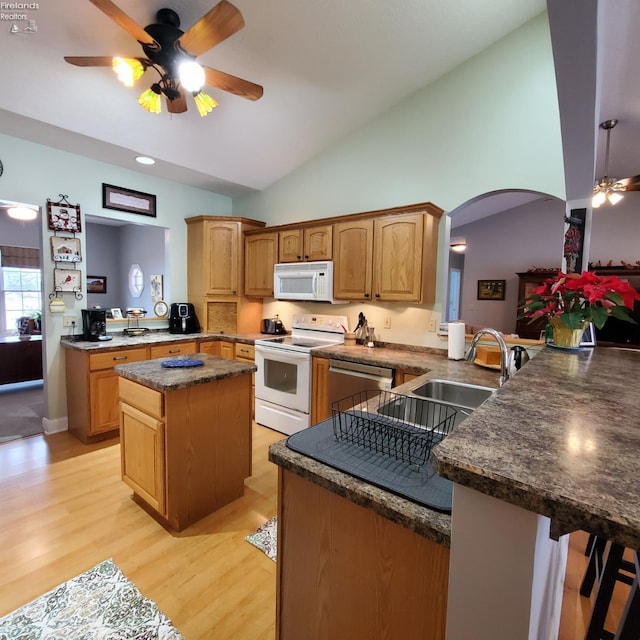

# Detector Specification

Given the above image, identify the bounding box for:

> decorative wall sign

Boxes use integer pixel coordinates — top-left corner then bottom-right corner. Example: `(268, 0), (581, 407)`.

(477, 279), (506, 300)
(87, 275), (107, 294)
(563, 208), (587, 273)
(54, 268), (82, 292)
(150, 274), (163, 302)
(103, 183), (156, 217)
(47, 199), (81, 232)
(51, 236), (82, 262)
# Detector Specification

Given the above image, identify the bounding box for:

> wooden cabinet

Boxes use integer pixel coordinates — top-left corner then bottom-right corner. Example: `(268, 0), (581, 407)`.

(245, 231), (279, 297)
(120, 377), (167, 516)
(333, 219), (374, 300)
(395, 369), (421, 386)
(279, 225), (332, 262)
(65, 345), (149, 443)
(311, 356), (330, 424)
(277, 469), (449, 640)
(199, 340), (221, 356)
(219, 341), (234, 359)
(333, 212), (438, 302)
(515, 271), (557, 339)
(186, 216), (265, 334)
(118, 371), (252, 531)
(235, 343), (255, 418)
(150, 342), (197, 359)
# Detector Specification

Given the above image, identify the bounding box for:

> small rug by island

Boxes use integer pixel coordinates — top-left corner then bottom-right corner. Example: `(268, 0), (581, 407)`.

(246, 516), (278, 562)
(0, 558), (184, 639)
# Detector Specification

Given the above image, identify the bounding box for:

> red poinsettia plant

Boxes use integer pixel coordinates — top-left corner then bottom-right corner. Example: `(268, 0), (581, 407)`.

(520, 271), (640, 330)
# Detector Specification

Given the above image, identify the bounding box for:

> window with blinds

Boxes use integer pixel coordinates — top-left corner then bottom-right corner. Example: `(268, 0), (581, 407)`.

(0, 246), (42, 335)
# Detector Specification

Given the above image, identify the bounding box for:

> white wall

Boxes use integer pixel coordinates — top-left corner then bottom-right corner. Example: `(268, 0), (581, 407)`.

(0, 132), (232, 420)
(236, 13), (565, 346)
(589, 197), (640, 266)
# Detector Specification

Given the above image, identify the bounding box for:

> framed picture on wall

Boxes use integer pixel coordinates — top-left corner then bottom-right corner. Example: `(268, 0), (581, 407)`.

(54, 268), (82, 292)
(47, 201), (81, 232)
(477, 279), (506, 300)
(51, 236), (82, 262)
(87, 275), (107, 294)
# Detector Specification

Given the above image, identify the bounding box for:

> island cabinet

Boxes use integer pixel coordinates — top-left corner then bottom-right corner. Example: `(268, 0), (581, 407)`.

(117, 355), (254, 532)
(333, 211), (439, 302)
(64, 345), (149, 443)
(244, 231), (279, 297)
(186, 215), (265, 334)
(276, 468), (449, 640)
(278, 224), (332, 263)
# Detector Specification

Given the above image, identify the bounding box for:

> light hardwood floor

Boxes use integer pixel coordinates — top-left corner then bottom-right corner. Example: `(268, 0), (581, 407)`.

(0, 426), (630, 639)
(0, 423), (283, 639)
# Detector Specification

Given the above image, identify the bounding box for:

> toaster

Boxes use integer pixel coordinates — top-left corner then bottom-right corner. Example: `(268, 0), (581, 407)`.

(261, 315), (286, 335)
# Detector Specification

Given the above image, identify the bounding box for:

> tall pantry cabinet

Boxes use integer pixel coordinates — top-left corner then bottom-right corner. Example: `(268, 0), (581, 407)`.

(186, 216), (265, 334)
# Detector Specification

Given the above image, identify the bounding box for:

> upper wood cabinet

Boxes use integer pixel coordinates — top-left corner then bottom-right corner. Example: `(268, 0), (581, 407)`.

(245, 231), (279, 297)
(279, 225), (332, 262)
(333, 219), (374, 300)
(334, 212), (439, 303)
(186, 216), (265, 333)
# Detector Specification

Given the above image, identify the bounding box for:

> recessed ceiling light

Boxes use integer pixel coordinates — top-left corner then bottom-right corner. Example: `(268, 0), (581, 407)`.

(135, 156), (155, 165)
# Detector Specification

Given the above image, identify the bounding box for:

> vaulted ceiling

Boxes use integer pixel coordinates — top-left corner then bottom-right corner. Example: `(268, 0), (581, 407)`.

(0, 1), (638, 207)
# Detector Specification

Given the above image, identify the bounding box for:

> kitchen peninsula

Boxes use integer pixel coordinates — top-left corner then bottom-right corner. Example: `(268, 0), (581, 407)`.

(114, 352), (256, 532)
(270, 345), (640, 639)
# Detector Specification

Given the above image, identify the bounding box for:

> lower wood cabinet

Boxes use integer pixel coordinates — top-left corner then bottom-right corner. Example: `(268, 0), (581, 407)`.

(65, 345), (149, 443)
(149, 342), (197, 359)
(311, 356), (330, 424)
(276, 469), (449, 639)
(120, 399), (166, 516)
(118, 373), (252, 531)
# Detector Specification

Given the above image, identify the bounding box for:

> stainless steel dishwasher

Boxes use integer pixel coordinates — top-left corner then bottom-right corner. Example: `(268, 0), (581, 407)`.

(327, 358), (394, 409)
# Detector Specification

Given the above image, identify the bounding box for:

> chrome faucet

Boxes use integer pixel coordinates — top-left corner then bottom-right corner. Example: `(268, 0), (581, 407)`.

(466, 328), (510, 387)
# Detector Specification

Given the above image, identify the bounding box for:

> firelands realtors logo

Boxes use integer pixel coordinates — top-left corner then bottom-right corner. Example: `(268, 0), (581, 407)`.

(2, 2), (39, 35)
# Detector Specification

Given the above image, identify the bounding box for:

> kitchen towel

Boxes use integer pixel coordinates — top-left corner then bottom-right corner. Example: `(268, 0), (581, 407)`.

(447, 322), (466, 360)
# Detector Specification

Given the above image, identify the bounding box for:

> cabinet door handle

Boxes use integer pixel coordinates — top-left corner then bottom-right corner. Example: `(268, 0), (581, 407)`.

(113, 355), (128, 361)
(364, 293), (370, 298)
(169, 348), (181, 354)
(297, 255), (302, 260)
(375, 293), (381, 298)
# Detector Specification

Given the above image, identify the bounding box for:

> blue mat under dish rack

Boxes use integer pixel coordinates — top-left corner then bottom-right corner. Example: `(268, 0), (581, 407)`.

(286, 417), (452, 513)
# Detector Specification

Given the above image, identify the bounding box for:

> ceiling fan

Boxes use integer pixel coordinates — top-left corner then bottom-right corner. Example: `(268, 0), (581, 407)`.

(592, 119), (640, 207)
(64, 0), (263, 117)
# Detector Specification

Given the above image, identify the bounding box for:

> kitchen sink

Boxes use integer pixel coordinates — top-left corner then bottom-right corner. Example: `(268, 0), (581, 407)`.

(410, 379), (496, 410)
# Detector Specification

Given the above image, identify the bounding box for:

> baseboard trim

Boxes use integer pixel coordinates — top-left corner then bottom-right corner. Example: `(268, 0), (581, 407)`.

(43, 416), (68, 434)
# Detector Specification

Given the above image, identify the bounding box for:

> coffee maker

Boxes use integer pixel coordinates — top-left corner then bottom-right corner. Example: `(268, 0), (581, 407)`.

(169, 303), (201, 334)
(82, 308), (112, 341)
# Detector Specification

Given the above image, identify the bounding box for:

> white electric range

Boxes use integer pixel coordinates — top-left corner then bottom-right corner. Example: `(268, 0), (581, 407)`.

(254, 313), (348, 435)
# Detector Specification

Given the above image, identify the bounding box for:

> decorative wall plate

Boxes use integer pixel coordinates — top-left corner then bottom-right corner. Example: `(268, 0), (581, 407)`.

(154, 300), (168, 317)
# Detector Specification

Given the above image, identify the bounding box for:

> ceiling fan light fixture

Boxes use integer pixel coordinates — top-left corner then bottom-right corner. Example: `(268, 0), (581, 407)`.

(7, 206), (38, 221)
(138, 85), (162, 114)
(178, 60), (205, 93)
(194, 91), (218, 117)
(607, 191), (624, 206)
(113, 57), (144, 87)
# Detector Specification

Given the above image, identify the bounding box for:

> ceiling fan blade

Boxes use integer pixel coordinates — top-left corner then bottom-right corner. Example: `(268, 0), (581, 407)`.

(64, 56), (117, 66)
(616, 175), (640, 191)
(167, 87), (188, 114)
(204, 66), (263, 101)
(178, 0), (244, 56)
(88, 0), (157, 45)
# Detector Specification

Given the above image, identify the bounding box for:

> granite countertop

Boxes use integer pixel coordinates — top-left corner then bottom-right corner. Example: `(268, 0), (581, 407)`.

(432, 346), (640, 549)
(60, 331), (264, 351)
(114, 352), (256, 392)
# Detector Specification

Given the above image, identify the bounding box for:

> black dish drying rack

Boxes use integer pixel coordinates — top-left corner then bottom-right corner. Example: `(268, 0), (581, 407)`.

(331, 390), (457, 468)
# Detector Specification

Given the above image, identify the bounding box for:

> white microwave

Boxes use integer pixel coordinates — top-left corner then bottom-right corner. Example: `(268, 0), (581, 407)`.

(273, 261), (339, 303)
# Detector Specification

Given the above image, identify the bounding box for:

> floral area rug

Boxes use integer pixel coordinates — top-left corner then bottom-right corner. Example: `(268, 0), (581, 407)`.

(0, 558), (183, 640)
(246, 516), (278, 562)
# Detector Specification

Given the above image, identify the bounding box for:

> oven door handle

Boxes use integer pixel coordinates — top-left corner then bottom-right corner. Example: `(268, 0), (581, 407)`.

(255, 345), (310, 361)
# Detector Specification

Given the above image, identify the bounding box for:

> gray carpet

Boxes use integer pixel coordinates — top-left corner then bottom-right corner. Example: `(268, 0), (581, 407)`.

(0, 380), (44, 442)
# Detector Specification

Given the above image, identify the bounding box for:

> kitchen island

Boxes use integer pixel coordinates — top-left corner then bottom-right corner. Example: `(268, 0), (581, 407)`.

(115, 352), (256, 531)
(270, 345), (640, 639)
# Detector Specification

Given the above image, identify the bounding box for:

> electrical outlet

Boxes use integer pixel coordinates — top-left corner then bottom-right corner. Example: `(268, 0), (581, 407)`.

(63, 315), (76, 328)
(428, 319), (436, 331)
(383, 316), (391, 329)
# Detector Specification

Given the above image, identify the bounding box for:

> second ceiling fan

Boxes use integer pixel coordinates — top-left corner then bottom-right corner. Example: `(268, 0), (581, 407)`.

(593, 119), (640, 207)
(64, 0), (263, 116)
